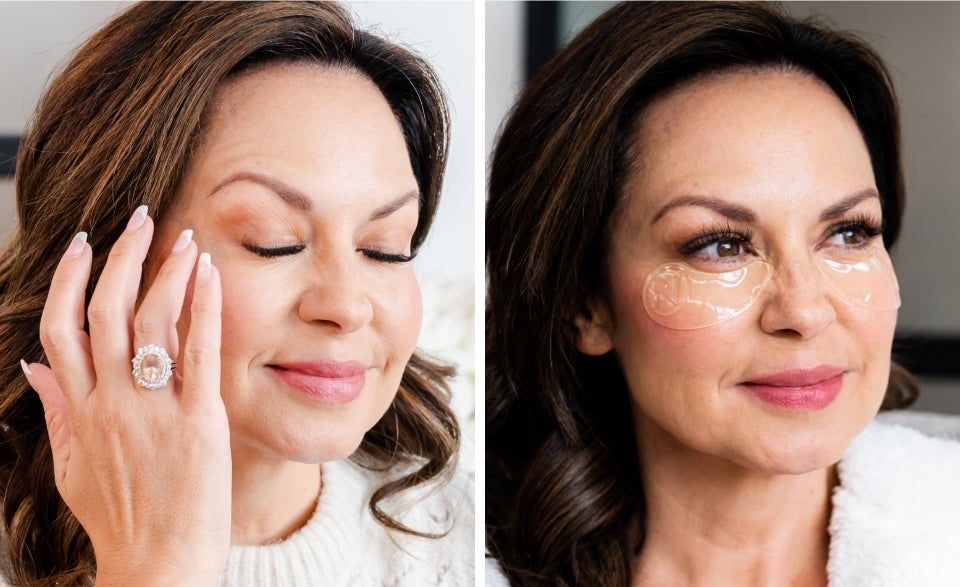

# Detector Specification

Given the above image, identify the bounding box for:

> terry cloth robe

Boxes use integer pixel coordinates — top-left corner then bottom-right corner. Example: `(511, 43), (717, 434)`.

(486, 413), (960, 587)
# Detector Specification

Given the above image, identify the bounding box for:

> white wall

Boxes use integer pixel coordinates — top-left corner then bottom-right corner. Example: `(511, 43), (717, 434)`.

(0, 1), (474, 282)
(484, 1), (523, 161)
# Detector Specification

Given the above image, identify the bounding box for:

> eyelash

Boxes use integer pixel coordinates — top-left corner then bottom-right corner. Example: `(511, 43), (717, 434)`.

(825, 213), (884, 248)
(242, 243), (415, 264)
(677, 222), (754, 258)
(243, 244), (306, 258)
(676, 214), (884, 258)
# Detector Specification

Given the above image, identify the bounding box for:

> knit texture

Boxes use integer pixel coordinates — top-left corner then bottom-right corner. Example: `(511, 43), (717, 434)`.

(220, 459), (474, 586)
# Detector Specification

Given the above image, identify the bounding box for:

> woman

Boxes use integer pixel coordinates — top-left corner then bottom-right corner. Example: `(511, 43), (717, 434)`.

(0, 2), (472, 585)
(486, 3), (960, 586)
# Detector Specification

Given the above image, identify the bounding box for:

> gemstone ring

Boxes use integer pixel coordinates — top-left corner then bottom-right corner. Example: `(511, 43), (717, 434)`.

(131, 344), (175, 390)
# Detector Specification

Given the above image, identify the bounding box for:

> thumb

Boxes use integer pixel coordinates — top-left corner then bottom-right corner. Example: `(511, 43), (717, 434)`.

(21, 361), (72, 486)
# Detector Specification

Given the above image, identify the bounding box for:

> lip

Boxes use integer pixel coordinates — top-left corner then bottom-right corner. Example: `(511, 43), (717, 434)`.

(269, 360), (367, 403)
(741, 366), (845, 411)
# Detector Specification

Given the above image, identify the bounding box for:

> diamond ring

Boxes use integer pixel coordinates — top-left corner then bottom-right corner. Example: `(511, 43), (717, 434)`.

(132, 344), (175, 389)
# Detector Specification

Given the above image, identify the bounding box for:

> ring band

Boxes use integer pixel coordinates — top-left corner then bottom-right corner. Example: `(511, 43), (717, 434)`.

(132, 344), (175, 389)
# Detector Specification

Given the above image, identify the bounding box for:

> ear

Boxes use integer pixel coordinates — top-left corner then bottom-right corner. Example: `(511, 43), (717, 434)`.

(574, 297), (615, 356)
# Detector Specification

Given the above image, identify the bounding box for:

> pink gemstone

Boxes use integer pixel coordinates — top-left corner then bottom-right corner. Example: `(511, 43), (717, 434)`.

(142, 354), (163, 384)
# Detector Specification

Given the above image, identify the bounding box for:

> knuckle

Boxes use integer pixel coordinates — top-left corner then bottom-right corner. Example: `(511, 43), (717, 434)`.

(191, 296), (219, 316)
(49, 269), (79, 291)
(39, 325), (72, 357)
(133, 313), (166, 339)
(86, 301), (119, 327)
(106, 238), (140, 263)
(181, 342), (211, 367)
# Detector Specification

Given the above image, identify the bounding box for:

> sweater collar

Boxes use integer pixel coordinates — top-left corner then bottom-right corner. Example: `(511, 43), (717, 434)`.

(219, 459), (372, 585)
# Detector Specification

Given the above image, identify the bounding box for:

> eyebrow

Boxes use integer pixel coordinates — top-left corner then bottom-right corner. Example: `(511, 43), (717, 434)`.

(818, 188), (880, 222)
(651, 195), (756, 225)
(651, 187), (881, 226)
(208, 171), (420, 220)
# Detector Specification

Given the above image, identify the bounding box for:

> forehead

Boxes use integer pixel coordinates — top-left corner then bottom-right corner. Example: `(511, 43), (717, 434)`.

(621, 69), (876, 223)
(177, 61), (416, 212)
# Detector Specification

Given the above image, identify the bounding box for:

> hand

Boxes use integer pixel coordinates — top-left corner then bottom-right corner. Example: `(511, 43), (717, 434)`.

(22, 206), (231, 586)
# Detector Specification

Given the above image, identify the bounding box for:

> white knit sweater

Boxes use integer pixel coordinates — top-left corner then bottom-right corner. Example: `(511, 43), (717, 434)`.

(221, 458), (474, 586)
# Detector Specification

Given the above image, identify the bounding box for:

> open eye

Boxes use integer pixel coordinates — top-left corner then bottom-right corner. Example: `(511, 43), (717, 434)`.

(825, 215), (883, 250)
(678, 223), (756, 264)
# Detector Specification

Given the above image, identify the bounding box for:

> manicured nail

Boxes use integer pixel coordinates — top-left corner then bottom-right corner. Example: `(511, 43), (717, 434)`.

(196, 252), (212, 284)
(126, 205), (149, 232)
(64, 231), (88, 259)
(171, 229), (194, 254)
(19, 359), (33, 379)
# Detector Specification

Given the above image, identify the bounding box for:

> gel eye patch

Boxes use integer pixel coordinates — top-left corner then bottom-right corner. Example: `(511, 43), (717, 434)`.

(642, 248), (900, 330)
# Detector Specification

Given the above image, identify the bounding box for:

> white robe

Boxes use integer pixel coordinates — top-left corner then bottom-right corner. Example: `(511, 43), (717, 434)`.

(486, 412), (960, 586)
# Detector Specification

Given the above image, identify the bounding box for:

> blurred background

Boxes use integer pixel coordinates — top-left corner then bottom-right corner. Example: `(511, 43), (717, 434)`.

(487, 1), (960, 414)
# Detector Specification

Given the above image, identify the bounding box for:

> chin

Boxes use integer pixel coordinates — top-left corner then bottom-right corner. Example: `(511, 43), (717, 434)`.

(734, 423), (864, 476)
(232, 413), (376, 464)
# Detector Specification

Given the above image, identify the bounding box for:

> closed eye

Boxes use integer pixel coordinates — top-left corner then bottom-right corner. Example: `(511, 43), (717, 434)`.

(243, 243), (306, 258)
(361, 249), (415, 264)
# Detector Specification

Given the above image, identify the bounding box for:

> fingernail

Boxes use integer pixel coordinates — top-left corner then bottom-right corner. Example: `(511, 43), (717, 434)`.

(197, 252), (212, 284)
(19, 359), (33, 379)
(64, 231), (88, 259)
(126, 205), (149, 232)
(171, 229), (194, 254)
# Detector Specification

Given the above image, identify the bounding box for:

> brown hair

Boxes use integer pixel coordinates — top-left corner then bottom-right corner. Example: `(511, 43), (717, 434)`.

(0, 2), (457, 584)
(486, 2), (915, 585)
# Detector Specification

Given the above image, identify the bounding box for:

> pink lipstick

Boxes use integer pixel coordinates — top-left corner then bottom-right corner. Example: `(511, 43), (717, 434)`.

(741, 366), (844, 411)
(270, 360), (367, 403)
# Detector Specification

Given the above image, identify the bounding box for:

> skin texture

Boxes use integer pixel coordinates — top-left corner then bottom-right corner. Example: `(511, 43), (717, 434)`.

(576, 70), (898, 586)
(27, 61), (422, 584)
(152, 63), (423, 544)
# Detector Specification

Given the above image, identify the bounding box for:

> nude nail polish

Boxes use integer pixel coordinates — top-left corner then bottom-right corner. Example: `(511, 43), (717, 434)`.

(126, 205), (149, 232)
(197, 252), (212, 283)
(171, 229), (194, 254)
(64, 232), (88, 259)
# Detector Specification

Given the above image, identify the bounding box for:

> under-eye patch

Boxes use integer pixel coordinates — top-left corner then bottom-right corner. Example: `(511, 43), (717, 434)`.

(642, 246), (900, 330)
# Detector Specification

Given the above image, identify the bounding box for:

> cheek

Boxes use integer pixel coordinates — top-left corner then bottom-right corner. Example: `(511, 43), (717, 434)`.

(846, 305), (897, 390)
(213, 263), (299, 365)
(376, 270), (422, 361)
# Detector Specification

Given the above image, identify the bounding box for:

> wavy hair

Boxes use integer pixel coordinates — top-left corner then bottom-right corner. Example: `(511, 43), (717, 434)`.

(486, 2), (915, 585)
(0, 2), (457, 584)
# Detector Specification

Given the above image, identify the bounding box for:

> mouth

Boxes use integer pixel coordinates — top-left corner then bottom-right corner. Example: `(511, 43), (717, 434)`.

(268, 360), (367, 403)
(741, 366), (845, 411)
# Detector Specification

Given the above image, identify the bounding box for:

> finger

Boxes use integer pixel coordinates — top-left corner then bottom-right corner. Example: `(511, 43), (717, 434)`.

(180, 252), (222, 411)
(86, 205), (153, 389)
(22, 361), (71, 489)
(39, 231), (95, 402)
(134, 229), (198, 366)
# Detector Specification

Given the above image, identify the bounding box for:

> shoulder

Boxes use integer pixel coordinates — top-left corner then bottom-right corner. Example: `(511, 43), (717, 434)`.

(351, 459), (475, 586)
(828, 414), (960, 587)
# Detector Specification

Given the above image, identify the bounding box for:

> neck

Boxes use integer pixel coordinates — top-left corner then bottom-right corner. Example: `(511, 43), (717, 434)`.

(633, 418), (835, 587)
(229, 438), (322, 546)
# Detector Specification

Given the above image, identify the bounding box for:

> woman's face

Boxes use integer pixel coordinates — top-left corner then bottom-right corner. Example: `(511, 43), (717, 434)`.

(151, 63), (422, 464)
(576, 70), (897, 474)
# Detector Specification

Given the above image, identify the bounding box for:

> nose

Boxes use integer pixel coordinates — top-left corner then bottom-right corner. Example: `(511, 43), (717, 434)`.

(758, 259), (837, 339)
(297, 255), (374, 334)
